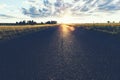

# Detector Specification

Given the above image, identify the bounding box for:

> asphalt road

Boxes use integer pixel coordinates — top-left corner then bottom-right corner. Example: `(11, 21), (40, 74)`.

(0, 26), (120, 80)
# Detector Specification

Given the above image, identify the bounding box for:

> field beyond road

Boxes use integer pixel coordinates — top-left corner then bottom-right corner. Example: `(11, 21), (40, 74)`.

(0, 23), (120, 41)
(0, 24), (57, 40)
(69, 23), (120, 34)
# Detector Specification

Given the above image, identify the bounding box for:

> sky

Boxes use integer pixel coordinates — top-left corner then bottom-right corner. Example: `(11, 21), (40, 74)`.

(0, 0), (120, 23)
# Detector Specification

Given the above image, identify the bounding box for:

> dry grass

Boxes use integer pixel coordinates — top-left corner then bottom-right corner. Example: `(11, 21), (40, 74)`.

(0, 23), (120, 41)
(67, 23), (120, 27)
(68, 23), (120, 34)
(0, 24), (56, 40)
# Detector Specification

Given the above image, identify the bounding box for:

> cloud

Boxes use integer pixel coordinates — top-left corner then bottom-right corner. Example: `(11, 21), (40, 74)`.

(22, 0), (74, 17)
(0, 4), (7, 9)
(22, 7), (40, 17)
(3, 0), (117, 23)
(0, 14), (16, 19)
(0, 0), (120, 23)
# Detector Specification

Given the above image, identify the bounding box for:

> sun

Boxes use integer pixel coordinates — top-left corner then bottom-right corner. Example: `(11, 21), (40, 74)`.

(59, 16), (75, 24)
(58, 10), (76, 24)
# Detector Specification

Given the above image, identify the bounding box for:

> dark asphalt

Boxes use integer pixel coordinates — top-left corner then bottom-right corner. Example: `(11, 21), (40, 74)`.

(0, 26), (120, 80)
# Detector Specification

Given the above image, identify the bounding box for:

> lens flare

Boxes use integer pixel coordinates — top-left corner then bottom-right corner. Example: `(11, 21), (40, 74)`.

(60, 24), (75, 32)
(59, 24), (75, 37)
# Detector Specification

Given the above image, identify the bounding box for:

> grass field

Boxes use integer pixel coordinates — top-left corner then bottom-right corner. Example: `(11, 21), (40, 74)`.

(0, 23), (120, 41)
(0, 24), (57, 40)
(69, 23), (120, 34)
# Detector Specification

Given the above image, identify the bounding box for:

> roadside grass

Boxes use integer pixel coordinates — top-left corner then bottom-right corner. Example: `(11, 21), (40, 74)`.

(0, 24), (57, 40)
(69, 23), (120, 34)
(0, 23), (120, 41)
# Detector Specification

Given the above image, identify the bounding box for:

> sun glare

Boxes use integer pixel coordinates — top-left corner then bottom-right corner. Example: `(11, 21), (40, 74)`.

(60, 15), (76, 24)
(59, 24), (75, 38)
(60, 24), (75, 32)
(58, 10), (76, 24)
(59, 18), (73, 24)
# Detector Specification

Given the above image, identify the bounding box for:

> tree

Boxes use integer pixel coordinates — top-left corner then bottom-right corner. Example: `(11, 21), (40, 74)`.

(16, 20), (37, 25)
(46, 21), (51, 24)
(40, 22), (44, 24)
(51, 21), (57, 24)
(22, 20), (26, 25)
(45, 21), (57, 24)
(107, 21), (110, 24)
(113, 21), (115, 23)
(16, 22), (19, 25)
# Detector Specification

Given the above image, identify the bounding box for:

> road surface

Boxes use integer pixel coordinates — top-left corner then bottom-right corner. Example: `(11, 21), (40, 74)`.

(0, 26), (120, 80)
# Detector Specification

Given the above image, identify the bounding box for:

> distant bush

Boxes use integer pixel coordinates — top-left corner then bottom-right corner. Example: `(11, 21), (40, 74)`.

(16, 20), (37, 25)
(16, 20), (57, 25)
(45, 21), (57, 24)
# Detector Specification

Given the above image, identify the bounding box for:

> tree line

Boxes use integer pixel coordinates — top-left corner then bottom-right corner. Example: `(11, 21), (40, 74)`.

(0, 20), (57, 25)
(107, 21), (120, 24)
(16, 20), (57, 25)
(16, 20), (37, 25)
